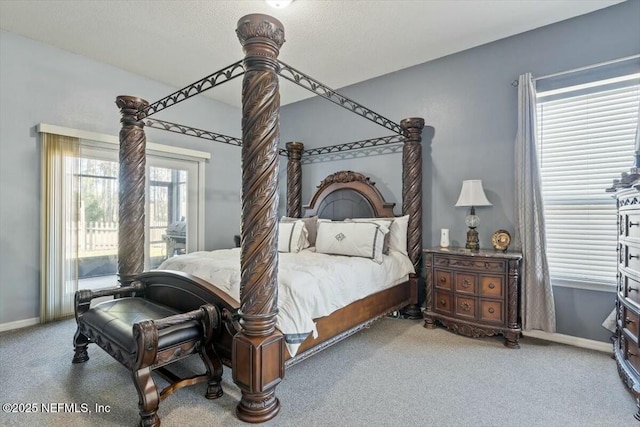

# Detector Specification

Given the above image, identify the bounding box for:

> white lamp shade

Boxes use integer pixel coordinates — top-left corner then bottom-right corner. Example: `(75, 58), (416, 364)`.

(455, 180), (492, 207)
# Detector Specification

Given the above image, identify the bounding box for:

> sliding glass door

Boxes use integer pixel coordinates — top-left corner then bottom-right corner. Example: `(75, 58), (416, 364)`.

(146, 157), (201, 269)
(70, 143), (204, 292)
(77, 147), (119, 288)
(40, 129), (208, 321)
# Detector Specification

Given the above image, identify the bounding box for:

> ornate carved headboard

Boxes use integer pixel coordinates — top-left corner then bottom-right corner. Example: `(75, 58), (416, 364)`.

(302, 171), (395, 220)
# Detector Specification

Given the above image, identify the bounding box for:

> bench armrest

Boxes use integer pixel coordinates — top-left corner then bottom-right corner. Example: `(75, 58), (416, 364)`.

(133, 304), (221, 369)
(74, 281), (146, 319)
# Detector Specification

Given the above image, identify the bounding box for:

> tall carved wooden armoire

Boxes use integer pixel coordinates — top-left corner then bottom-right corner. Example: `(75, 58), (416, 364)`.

(609, 154), (640, 421)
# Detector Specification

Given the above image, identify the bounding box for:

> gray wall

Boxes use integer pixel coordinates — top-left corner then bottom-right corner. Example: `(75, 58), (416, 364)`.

(0, 30), (243, 324)
(280, 0), (640, 342)
(1, 1), (638, 341)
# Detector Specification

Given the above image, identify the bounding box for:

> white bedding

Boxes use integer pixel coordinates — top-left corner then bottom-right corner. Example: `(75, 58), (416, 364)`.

(157, 247), (415, 356)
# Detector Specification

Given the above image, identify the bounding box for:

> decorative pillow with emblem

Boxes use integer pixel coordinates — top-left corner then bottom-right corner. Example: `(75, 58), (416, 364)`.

(315, 221), (389, 263)
(278, 219), (308, 253)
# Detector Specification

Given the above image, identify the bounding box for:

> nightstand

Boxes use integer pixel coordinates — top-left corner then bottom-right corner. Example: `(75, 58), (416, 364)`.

(423, 247), (522, 348)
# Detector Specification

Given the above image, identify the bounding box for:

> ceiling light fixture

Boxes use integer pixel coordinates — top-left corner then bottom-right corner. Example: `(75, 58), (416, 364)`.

(266, 0), (293, 8)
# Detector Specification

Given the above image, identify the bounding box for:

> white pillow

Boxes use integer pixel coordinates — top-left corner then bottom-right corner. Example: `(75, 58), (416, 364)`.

(345, 218), (393, 254)
(281, 216), (317, 248)
(346, 216), (409, 255)
(315, 221), (389, 263)
(389, 215), (409, 256)
(278, 220), (308, 253)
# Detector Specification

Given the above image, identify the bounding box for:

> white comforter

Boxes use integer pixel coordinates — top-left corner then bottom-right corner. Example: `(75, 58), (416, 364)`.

(157, 248), (415, 356)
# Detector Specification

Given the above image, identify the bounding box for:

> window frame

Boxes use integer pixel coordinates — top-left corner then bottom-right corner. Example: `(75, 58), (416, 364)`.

(38, 123), (209, 260)
(535, 80), (639, 293)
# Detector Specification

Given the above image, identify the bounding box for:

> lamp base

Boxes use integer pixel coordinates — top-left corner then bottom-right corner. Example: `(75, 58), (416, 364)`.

(466, 227), (480, 251)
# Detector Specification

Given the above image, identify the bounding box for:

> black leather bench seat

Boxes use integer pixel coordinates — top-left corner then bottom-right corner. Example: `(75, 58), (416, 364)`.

(81, 297), (201, 355)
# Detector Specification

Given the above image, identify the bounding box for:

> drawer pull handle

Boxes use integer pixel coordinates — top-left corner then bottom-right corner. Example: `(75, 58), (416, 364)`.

(629, 287), (639, 292)
(439, 299), (446, 307)
(461, 279), (471, 288)
(629, 253), (640, 260)
(488, 307), (495, 314)
(439, 277), (447, 283)
(630, 221), (640, 228)
(626, 317), (635, 325)
(460, 302), (471, 312)
(488, 283), (496, 289)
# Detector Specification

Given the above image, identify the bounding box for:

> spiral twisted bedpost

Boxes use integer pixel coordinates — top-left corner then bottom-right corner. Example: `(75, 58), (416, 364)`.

(233, 14), (286, 424)
(401, 117), (425, 319)
(116, 96), (149, 286)
(286, 142), (304, 218)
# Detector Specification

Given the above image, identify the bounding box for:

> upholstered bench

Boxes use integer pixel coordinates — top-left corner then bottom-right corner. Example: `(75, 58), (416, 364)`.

(72, 277), (225, 427)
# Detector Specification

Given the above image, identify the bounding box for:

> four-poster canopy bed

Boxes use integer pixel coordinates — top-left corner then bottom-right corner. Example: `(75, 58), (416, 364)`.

(71, 13), (426, 426)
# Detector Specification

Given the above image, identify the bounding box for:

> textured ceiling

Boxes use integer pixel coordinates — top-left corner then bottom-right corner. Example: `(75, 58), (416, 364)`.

(0, 0), (624, 107)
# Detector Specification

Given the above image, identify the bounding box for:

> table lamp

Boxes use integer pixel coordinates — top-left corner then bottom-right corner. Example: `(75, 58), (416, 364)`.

(455, 180), (492, 250)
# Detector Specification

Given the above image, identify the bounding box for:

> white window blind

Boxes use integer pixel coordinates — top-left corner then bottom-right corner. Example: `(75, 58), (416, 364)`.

(537, 83), (639, 288)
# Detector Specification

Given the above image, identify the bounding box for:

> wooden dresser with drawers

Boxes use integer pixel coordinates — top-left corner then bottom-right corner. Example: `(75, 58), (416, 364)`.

(423, 247), (522, 348)
(614, 186), (640, 421)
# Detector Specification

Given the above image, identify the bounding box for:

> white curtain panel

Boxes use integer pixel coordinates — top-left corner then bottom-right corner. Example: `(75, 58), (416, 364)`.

(514, 73), (556, 332)
(40, 133), (79, 322)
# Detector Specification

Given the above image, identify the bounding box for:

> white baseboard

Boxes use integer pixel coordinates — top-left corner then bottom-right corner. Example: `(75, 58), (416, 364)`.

(523, 330), (612, 353)
(0, 317), (40, 333)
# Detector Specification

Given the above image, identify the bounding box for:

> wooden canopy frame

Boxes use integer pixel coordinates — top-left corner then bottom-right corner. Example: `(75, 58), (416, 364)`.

(114, 14), (425, 423)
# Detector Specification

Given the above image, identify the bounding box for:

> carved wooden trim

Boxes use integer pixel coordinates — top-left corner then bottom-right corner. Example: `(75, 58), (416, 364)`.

(507, 259), (520, 328)
(438, 317), (504, 338)
(235, 14), (285, 423)
(434, 256), (506, 272)
(236, 15), (285, 53)
(619, 194), (640, 207)
(134, 320), (159, 369)
(237, 14), (282, 332)
(400, 117), (424, 318)
(401, 117), (424, 271)
(286, 141), (304, 218)
(116, 95), (149, 285)
(319, 170), (371, 187)
(424, 252), (435, 324)
(613, 338), (640, 422)
(303, 170), (395, 218)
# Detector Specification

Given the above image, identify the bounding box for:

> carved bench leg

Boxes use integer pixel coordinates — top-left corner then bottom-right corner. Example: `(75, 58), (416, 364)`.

(133, 367), (160, 427)
(200, 344), (224, 399)
(72, 328), (90, 364)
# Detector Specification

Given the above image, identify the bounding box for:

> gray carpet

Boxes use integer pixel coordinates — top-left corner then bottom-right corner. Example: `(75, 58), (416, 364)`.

(0, 317), (636, 427)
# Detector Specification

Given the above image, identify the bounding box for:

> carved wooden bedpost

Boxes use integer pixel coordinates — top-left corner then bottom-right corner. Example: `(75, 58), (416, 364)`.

(234, 14), (286, 423)
(286, 141), (304, 218)
(116, 96), (149, 286)
(401, 117), (425, 319)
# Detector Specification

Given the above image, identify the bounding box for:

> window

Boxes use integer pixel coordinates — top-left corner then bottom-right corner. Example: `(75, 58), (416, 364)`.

(39, 124), (208, 321)
(536, 60), (640, 290)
